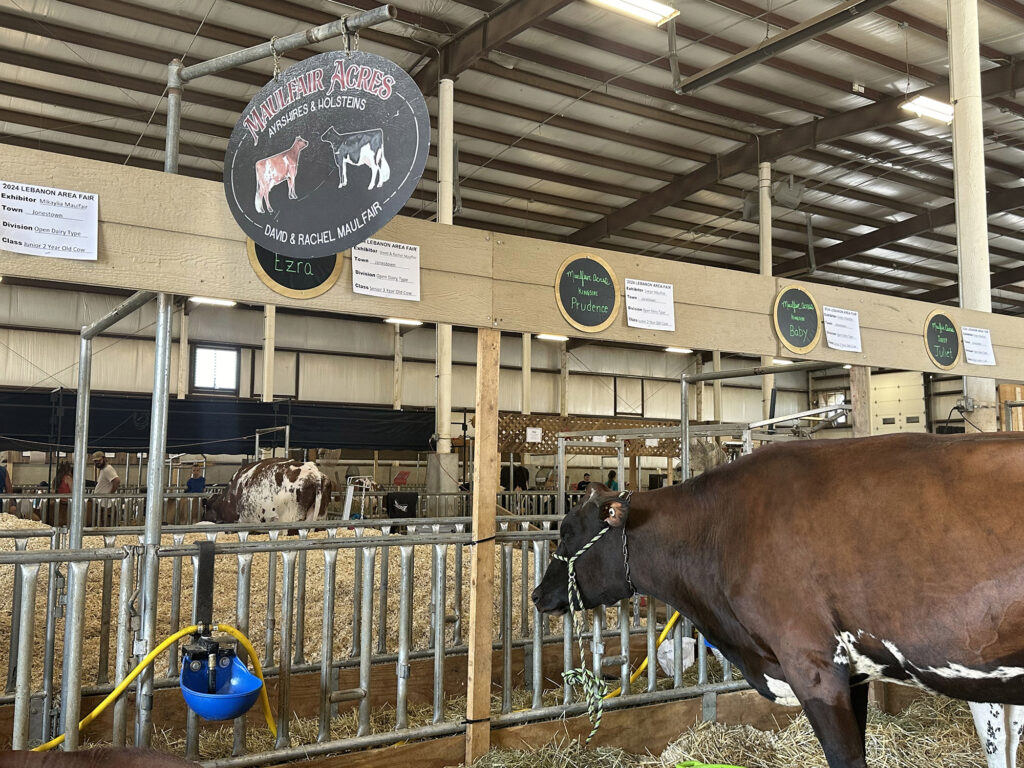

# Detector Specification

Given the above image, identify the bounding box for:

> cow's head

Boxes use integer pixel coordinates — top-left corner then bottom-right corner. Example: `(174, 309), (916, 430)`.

(201, 492), (238, 524)
(294, 135), (309, 152)
(320, 127), (340, 146)
(531, 484), (633, 615)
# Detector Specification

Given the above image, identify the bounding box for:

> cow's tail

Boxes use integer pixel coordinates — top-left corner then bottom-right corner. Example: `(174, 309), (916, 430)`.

(377, 148), (391, 185)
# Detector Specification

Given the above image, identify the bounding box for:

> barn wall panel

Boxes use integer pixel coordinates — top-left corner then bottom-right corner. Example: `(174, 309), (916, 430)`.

(252, 350), (298, 398)
(299, 353), (391, 404)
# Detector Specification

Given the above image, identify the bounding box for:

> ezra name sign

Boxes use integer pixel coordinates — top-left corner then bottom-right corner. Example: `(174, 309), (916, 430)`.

(224, 51), (430, 260)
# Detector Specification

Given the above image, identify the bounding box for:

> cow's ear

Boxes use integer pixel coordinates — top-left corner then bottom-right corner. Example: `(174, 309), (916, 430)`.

(601, 495), (630, 528)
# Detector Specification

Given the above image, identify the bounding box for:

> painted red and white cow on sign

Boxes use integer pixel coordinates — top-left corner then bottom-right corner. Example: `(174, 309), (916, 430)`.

(253, 136), (308, 214)
(533, 432), (1024, 768)
(202, 459), (331, 525)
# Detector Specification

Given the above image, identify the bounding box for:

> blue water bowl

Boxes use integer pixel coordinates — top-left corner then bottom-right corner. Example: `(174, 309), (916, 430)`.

(180, 656), (262, 721)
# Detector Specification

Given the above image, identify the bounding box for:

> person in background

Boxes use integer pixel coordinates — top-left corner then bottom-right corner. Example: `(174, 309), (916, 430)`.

(92, 451), (121, 494)
(54, 460), (72, 527)
(575, 472), (591, 491)
(186, 463), (206, 493)
(607, 469), (618, 491)
(0, 456), (12, 515)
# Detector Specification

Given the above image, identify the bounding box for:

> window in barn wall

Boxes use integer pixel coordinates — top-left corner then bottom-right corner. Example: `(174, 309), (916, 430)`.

(192, 345), (240, 395)
(816, 390), (848, 426)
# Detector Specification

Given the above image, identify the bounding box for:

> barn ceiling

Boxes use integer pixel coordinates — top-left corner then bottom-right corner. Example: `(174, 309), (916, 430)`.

(3, 0), (1024, 313)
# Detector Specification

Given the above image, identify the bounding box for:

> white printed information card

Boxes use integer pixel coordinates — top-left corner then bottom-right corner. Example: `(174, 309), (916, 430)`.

(962, 326), (996, 366)
(624, 278), (676, 332)
(351, 238), (420, 301)
(526, 427), (542, 443)
(822, 305), (863, 353)
(0, 181), (98, 261)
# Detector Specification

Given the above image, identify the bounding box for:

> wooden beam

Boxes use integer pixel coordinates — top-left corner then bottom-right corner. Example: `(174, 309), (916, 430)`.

(465, 328), (500, 764)
(5, 145), (1024, 377)
(413, 0), (574, 95)
(567, 62), (1024, 245)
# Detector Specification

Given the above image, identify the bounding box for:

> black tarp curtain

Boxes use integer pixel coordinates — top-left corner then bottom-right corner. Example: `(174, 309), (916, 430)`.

(0, 390), (434, 454)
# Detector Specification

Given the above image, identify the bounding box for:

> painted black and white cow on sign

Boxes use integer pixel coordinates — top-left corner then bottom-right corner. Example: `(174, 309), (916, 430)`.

(202, 459), (331, 525)
(320, 127), (390, 190)
(533, 432), (1024, 768)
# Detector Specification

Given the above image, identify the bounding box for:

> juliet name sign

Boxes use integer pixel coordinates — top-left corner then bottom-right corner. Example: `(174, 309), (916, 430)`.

(0, 180), (98, 261)
(555, 253), (621, 333)
(773, 286), (821, 354)
(924, 310), (961, 369)
(247, 239), (342, 299)
(223, 51), (430, 260)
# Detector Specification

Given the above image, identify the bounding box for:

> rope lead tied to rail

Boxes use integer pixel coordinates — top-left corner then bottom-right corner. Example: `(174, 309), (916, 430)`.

(552, 526), (612, 746)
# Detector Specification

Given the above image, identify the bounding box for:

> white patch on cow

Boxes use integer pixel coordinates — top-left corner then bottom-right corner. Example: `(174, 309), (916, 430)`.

(764, 675), (800, 707)
(925, 663), (1024, 682)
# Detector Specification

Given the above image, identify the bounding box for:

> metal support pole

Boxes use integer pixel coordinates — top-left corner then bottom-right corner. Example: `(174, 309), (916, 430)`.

(758, 161), (775, 419)
(556, 437), (566, 515)
(135, 292), (173, 747)
(680, 378), (689, 482)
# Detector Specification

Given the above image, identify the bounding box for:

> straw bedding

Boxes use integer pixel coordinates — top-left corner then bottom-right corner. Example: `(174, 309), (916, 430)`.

(472, 697), (994, 768)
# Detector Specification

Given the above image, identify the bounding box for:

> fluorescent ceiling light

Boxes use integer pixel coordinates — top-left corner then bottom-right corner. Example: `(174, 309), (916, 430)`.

(586, 0), (679, 26)
(665, 346), (693, 354)
(843, 364), (853, 369)
(384, 317), (423, 326)
(900, 95), (953, 124)
(537, 333), (570, 342)
(189, 296), (236, 307)
(772, 358), (794, 365)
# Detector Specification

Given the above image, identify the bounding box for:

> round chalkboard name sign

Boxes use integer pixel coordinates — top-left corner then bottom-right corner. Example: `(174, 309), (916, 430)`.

(224, 50), (430, 260)
(773, 286), (821, 354)
(924, 309), (961, 370)
(555, 253), (621, 333)
(247, 239), (342, 299)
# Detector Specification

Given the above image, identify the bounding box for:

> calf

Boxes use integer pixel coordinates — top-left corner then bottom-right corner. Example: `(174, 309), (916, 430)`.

(254, 136), (308, 213)
(320, 127), (390, 190)
(533, 432), (1024, 768)
(202, 459), (331, 525)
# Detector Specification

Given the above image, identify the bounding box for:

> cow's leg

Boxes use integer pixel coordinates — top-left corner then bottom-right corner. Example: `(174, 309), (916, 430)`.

(970, 702), (1020, 768)
(780, 657), (868, 768)
(850, 681), (869, 744)
(287, 172), (298, 199)
(340, 159), (349, 188)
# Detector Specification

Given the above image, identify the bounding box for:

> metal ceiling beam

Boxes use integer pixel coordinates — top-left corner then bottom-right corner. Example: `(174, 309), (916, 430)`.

(567, 62), (1024, 245)
(918, 263), (1024, 303)
(412, 0), (574, 95)
(774, 185), (1024, 276)
(676, 0), (896, 94)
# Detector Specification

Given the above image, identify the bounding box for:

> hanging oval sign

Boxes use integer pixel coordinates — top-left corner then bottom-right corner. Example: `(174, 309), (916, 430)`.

(773, 285), (821, 354)
(224, 51), (430, 260)
(554, 253), (621, 333)
(246, 239), (342, 299)
(924, 309), (961, 369)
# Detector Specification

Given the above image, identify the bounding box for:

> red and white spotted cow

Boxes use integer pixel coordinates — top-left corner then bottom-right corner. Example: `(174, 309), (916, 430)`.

(202, 459), (331, 525)
(253, 136), (308, 214)
(320, 127), (390, 191)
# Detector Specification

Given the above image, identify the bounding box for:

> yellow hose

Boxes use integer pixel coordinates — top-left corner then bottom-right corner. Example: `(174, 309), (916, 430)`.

(33, 623), (276, 751)
(213, 623), (277, 740)
(603, 611), (681, 699)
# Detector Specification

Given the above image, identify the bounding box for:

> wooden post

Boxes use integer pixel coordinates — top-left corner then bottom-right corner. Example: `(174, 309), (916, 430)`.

(393, 324), (403, 410)
(850, 366), (872, 438)
(629, 454), (639, 493)
(465, 328), (500, 765)
(559, 341), (569, 417)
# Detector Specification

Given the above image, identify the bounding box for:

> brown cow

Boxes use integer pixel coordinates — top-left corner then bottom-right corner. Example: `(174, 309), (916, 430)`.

(533, 432), (1024, 768)
(253, 136), (307, 214)
(202, 459), (331, 525)
(0, 748), (197, 767)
